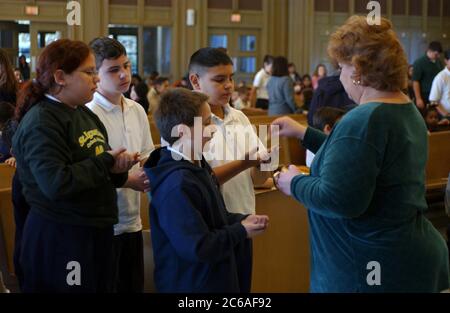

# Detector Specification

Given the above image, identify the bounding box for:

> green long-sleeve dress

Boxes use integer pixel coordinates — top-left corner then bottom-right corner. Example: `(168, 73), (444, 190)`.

(291, 101), (449, 292)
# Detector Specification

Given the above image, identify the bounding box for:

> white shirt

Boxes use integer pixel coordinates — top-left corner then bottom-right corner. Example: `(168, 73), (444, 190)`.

(429, 67), (450, 114)
(86, 92), (154, 235)
(253, 69), (270, 100)
(306, 150), (315, 168)
(204, 104), (263, 215)
(233, 98), (250, 110)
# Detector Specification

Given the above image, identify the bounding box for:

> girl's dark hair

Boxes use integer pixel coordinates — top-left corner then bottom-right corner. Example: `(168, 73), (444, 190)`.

(0, 48), (18, 101)
(133, 81), (150, 113)
(15, 39), (91, 121)
(313, 64), (327, 77)
(271, 56), (289, 77)
(444, 49), (450, 60)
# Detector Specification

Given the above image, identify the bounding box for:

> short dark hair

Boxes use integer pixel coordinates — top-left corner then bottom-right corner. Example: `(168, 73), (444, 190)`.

(188, 48), (233, 76)
(154, 76), (169, 86)
(89, 37), (127, 70)
(313, 107), (346, 131)
(154, 88), (209, 145)
(271, 56), (289, 77)
(263, 55), (274, 66)
(428, 41), (443, 53)
(444, 49), (450, 60)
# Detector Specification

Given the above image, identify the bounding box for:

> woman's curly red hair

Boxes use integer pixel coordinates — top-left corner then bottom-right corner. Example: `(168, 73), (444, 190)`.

(328, 15), (408, 91)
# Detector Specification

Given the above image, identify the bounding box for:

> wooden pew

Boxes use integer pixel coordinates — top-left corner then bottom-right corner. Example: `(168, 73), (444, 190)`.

(252, 189), (310, 292)
(0, 164), (15, 189)
(426, 131), (450, 191)
(0, 188), (15, 276)
(0, 165), (15, 277)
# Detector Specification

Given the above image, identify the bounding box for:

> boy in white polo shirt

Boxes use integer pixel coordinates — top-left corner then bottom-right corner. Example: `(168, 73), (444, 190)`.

(87, 37), (154, 292)
(429, 49), (450, 117)
(188, 48), (275, 292)
(188, 48), (274, 215)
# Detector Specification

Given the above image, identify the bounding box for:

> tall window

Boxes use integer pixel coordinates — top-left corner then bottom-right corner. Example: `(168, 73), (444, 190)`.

(143, 26), (172, 76)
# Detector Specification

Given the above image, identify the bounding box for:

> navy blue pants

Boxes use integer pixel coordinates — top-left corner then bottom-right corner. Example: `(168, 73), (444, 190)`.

(110, 231), (144, 293)
(20, 210), (114, 293)
(12, 173), (30, 290)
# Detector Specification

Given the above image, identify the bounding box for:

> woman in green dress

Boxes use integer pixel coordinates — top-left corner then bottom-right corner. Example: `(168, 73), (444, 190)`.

(272, 16), (449, 292)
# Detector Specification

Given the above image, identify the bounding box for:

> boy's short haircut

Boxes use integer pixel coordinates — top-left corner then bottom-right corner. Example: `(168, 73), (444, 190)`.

(188, 48), (233, 76)
(444, 49), (450, 60)
(313, 107), (346, 131)
(89, 37), (127, 70)
(263, 55), (274, 66)
(154, 88), (209, 145)
(428, 41), (443, 53)
(154, 76), (169, 86)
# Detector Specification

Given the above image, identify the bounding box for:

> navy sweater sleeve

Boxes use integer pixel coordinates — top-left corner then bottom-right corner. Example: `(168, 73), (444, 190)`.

(157, 183), (248, 263)
(226, 212), (248, 225)
(23, 121), (119, 201)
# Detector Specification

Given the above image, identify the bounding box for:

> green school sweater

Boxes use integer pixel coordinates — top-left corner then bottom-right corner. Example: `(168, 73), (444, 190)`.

(12, 98), (128, 227)
(291, 102), (450, 292)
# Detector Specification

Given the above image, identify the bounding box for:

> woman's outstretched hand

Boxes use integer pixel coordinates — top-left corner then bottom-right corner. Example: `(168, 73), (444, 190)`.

(271, 116), (307, 140)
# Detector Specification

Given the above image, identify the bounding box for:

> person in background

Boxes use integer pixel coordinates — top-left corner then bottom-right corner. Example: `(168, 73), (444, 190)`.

(233, 86), (251, 110)
(311, 64), (327, 90)
(14, 68), (23, 84)
(407, 65), (415, 102)
(300, 88), (314, 112)
(306, 107), (346, 167)
(250, 55), (273, 109)
(301, 74), (313, 91)
(422, 105), (449, 132)
(0, 49), (18, 104)
(307, 68), (356, 127)
(0, 101), (14, 162)
(146, 71), (159, 90)
(266, 56), (299, 115)
(147, 76), (170, 114)
(429, 49), (450, 117)
(124, 74), (142, 99)
(412, 41), (443, 110)
(18, 55), (30, 81)
(288, 63), (302, 84)
(131, 81), (150, 114)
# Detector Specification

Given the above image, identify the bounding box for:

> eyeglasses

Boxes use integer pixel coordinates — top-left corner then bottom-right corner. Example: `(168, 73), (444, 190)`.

(79, 70), (98, 77)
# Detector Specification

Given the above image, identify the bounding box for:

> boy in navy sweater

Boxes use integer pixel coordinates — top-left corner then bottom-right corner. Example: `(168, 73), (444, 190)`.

(144, 88), (269, 292)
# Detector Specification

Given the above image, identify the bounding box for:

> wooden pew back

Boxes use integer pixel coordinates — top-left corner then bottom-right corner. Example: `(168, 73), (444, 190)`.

(0, 164), (14, 190)
(0, 188), (15, 275)
(426, 131), (450, 189)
